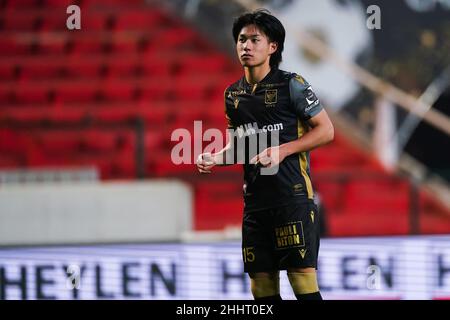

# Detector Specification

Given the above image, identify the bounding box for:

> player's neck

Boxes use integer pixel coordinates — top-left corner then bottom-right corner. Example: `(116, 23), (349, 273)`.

(244, 63), (271, 85)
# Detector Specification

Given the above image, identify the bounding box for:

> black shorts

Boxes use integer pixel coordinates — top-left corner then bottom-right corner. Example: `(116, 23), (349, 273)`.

(242, 201), (320, 273)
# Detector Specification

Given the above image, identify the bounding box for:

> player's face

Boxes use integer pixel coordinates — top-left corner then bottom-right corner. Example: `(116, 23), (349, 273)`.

(236, 24), (277, 68)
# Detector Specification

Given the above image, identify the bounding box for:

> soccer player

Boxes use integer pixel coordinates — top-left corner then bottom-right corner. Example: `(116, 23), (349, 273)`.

(196, 9), (334, 300)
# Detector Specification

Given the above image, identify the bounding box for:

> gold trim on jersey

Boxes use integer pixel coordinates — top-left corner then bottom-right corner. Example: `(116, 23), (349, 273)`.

(297, 120), (314, 199)
(294, 75), (306, 85)
(251, 83), (258, 95)
(234, 98), (240, 109)
(224, 88), (233, 128)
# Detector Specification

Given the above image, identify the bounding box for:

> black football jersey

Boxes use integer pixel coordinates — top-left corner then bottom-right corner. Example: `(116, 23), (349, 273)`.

(224, 68), (323, 212)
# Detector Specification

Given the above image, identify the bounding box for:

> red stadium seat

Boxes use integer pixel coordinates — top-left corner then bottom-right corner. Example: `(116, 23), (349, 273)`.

(63, 58), (103, 78)
(20, 59), (63, 79)
(0, 129), (32, 156)
(327, 210), (409, 236)
(101, 80), (136, 101)
(144, 130), (165, 151)
(313, 144), (369, 170)
(84, 0), (144, 7)
(114, 11), (168, 31)
(172, 102), (210, 124)
(36, 131), (82, 154)
(79, 130), (120, 153)
(0, 83), (13, 102)
(151, 154), (193, 177)
(173, 83), (208, 100)
(39, 13), (67, 31)
(0, 154), (22, 168)
(107, 57), (138, 77)
(90, 105), (139, 123)
(149, 27), (198, 51)
(137, 108), (169, 125)
(111, 152), (136, 179)
(36, 34), (68, 54)
(1, 106), (87, 123)
(69, 34), (106, 54)
(178, 54), (229, 75)
(43, 0), (77, 7)
(344, 179), (409, 214)
(48, 107), (87, 122)
(138, 78), (172, 101)
(14, 82), (51, 104)
(174, 76), (212, 100)
(3, 0), (40, 9)
(420, 213), (450, 234)
(54, 81), (99, 103)
(315, 181), (346, 212)
(110, 34), (140, 54)
(0, 61), (17, 79)
(2, 13), (38, 31)
(79, 14), (110, 31)
(0, 35), (32, 55)
(140, 60), (173, 77)
(194, 181), (243, 230)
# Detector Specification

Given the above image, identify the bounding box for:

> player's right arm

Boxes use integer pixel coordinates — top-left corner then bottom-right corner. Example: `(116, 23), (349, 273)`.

(196, 131), (234, 174)
(197, 87), (237, 174)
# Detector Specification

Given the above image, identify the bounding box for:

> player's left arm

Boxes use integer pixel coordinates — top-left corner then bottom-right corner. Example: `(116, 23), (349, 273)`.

(251, 77), (334, 168)
(280, 108), (334, 157)
(250, 109), (334, 167)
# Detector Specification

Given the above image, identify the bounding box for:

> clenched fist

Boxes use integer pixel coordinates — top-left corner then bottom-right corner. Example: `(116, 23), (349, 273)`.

(196, 152), (216, 174)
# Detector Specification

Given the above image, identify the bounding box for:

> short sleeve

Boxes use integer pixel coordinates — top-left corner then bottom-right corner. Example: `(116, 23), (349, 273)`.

(289, 74), (323, 121)
(224, 87), (234, 129)
(225, 113), (233, 129)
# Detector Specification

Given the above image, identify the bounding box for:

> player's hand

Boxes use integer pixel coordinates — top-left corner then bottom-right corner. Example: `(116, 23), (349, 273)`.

(196, 152), (216, 174)
(250, 146), (286, 168)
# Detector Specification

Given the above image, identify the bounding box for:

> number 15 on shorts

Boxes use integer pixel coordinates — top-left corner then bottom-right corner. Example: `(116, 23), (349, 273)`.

(243, 247), (255, 263)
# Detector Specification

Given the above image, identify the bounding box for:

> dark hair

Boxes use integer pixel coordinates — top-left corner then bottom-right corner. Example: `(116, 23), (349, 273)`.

(232, 9), (285, 69)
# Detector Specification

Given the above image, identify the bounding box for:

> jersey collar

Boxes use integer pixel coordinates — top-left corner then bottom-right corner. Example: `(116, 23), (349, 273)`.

(240, 68), (278, 91)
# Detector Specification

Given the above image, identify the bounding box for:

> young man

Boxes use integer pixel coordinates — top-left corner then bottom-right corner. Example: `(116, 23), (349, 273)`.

(196, 9), (334, 300)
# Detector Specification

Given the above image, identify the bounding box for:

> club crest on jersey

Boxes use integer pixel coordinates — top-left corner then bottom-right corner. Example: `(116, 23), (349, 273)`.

(265, 89), (277, 106)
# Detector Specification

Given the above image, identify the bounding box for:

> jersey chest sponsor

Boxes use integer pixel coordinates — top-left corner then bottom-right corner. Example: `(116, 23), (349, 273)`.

(234, 122), (284, 138)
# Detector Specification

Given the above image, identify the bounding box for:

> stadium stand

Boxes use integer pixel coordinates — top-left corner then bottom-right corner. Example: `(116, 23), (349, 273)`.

(0, 0), (449, 237)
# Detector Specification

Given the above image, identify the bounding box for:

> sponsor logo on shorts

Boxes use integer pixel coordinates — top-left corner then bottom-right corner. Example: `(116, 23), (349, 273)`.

(274, 222), (305, 249)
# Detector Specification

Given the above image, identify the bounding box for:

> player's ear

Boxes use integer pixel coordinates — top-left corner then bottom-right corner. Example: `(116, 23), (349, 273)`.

(269, 42), (278, 54)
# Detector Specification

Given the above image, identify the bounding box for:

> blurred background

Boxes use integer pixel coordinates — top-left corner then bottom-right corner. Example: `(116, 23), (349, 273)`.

(0, 0), (449, 300)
